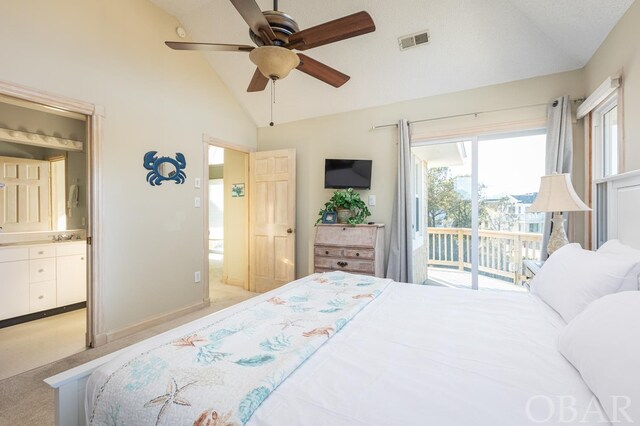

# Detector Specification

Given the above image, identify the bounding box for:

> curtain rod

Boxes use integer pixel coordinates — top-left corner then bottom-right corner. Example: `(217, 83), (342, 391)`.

(370, 98), (584, 131)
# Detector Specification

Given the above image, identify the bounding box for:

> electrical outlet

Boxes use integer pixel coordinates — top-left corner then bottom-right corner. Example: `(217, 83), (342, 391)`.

(368, 195), (376, 206)
(194, 271), (201, 283)
(194, 197), (201, 208)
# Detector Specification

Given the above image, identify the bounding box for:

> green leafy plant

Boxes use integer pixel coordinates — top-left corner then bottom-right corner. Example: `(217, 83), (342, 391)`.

(317, 188), (371, 225)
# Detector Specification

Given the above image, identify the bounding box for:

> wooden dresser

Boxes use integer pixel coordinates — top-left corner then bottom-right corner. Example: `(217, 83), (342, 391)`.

(314, 224), (385, 277)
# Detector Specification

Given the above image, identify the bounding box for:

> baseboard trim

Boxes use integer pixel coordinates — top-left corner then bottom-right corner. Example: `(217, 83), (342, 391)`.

(0, 302), (86, 329)
(104, 300), (209, 343)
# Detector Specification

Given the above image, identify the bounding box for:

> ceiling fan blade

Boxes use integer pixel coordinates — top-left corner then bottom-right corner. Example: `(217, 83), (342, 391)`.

(247, 67), (269, 92)
(286, 11), (375, 51)
(165, 41), (254, 52)
(296, 54), (350, 88)
(229, 0), (277, 44)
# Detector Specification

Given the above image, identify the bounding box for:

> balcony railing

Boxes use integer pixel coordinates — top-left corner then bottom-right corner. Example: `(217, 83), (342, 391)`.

(427, 228), (543, 284)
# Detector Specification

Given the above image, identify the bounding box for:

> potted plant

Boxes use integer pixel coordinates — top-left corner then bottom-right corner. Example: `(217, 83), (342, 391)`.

(317, 188), (371, 225)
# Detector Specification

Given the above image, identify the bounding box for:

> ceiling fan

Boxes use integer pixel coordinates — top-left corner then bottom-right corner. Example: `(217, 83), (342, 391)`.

(165, 0), (376, 93)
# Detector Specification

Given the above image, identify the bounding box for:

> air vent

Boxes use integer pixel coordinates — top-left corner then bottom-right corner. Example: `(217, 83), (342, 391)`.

(398, 30), (430, 51)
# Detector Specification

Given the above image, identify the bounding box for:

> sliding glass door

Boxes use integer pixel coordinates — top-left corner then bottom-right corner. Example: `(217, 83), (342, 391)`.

(414, 130), (545, 291)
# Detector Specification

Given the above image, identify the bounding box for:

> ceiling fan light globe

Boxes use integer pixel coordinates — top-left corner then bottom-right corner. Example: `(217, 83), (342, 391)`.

(249, 46), (300, 80)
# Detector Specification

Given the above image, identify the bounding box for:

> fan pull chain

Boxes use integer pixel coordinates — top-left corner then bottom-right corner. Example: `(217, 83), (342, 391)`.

(269, 79), (275, 127)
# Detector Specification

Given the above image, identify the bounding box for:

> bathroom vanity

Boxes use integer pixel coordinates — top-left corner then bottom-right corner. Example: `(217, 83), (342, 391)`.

(0, 240), (86, 323)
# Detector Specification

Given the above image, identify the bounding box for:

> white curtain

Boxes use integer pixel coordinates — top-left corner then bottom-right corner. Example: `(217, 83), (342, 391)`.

(541, 95), (573, 260)
(386, 119), (413, 282)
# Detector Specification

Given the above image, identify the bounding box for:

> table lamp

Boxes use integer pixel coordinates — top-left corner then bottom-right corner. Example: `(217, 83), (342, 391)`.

(529, 173), (591, 255)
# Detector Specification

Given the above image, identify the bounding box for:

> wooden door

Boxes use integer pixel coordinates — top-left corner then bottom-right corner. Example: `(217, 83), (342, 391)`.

(0, 156), (50, 232)
(249, 149), (296, 292)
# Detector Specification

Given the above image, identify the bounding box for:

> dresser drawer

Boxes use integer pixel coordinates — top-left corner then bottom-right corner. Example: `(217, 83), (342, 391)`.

(29, 258), (56, 282)
(29, 245), (56, 259)
(314, 257), (375, 274)
(314, 246), (343, 257)
(314, 225), (377, 247)
(344, 248), (375, 260)
(30, 281), (56, 312)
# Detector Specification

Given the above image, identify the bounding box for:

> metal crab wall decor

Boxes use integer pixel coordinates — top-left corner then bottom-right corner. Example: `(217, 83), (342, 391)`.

(143, 151), (187, 186)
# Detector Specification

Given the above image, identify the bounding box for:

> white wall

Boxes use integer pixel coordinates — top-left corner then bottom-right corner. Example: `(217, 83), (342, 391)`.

(0, 0), (257, 336)
(222, 149), (248, 288)
(583, 1), (640, 172)
(258, 70), (585, 278)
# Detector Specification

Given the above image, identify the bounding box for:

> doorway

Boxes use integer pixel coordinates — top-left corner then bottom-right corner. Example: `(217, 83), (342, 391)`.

(205, 143), (252, 303)
(414, 130), (546, 291)
(0, 87), (98, 379)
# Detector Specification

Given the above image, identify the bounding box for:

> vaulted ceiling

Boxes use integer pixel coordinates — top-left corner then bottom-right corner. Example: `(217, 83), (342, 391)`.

(151, 0), (634, 127)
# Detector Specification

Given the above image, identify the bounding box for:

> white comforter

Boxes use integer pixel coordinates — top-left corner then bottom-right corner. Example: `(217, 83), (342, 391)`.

(251, 283), (607, 426)
(88, 276), (607, 425)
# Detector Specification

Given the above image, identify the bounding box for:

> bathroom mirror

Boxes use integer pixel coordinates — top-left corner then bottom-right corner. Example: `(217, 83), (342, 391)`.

(0, 94), (87, 234)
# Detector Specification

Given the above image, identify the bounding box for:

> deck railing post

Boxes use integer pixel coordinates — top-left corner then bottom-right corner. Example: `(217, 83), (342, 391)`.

(514, 234), (522, 284)
(457, 228), (464, 270)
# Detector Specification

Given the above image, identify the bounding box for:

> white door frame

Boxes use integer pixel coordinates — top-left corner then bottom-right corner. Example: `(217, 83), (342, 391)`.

(0, 79), (104, 347)
(201, 134), (254, 299)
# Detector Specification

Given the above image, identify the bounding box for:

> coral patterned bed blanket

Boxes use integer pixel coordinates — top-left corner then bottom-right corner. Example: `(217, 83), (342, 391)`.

(87, 272), (391, 425)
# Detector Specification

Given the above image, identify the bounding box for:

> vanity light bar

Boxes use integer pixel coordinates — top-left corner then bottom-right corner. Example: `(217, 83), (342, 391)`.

(0, 127), (83, 152)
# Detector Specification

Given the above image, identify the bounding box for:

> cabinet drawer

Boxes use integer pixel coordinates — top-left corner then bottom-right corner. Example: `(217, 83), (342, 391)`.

(314, 257), (375, 274)
(344, 249), (375, 260)
(0, 247), (29, 263)
(29, 245), (56, 259)
(314, 246), (343, 257)
(29, 258), (56, 282)
(29, 281), (56, 312)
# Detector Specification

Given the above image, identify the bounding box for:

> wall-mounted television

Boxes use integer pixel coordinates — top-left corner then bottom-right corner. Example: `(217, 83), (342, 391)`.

(324, 159), (372, 189)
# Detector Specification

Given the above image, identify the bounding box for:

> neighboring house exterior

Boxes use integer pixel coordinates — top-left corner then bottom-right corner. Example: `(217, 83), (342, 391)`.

(483, 193), (544, 234)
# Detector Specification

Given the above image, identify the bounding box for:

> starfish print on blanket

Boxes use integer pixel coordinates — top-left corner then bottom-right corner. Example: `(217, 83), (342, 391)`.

(275, 318), (306, 330)
(144, 378), (194, 425)
(172, 335), (207, 348)
(302, 326), (334, 339)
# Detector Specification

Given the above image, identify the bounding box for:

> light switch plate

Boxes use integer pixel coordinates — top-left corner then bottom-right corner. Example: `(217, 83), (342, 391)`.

(368, 195), (376, 206)
(194, 197), (201, 208)
(194, 178), (201, 189)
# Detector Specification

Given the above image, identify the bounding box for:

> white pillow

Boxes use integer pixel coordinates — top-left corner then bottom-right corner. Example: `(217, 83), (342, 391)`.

(598, 240), (640, 291)
(531, 243), (638, 322)
(558, 292), (640, 424)
(598, 239), (640, 261)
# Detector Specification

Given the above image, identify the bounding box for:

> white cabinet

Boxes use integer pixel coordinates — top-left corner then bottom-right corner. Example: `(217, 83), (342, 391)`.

(56, 251), (86, 306)
(0, 259), (30, 320)
(0, 241), (86, 321)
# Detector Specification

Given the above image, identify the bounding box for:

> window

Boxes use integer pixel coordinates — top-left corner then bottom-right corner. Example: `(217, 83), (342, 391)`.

(593, 92), (620, 179)
(591, 89), (622, 249)
(412, 154), (424, 245)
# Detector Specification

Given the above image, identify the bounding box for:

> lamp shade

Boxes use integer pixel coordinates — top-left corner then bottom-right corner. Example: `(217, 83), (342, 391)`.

(249, 46), (300, 80)
(529, 173), (591, 212)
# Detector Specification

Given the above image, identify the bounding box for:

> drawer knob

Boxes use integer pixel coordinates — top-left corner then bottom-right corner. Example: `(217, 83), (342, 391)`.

(325, 250), (329, 255)
(356, 252), (360, 257)
(38, 251), (44, 255)
(38, 295), (44, 300)
(81, 257), (85, 260)
(337, 261), (348, 268)
(38, 269), (44, 273)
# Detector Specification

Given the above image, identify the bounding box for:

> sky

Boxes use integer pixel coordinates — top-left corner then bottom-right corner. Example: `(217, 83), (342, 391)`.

(445, 134), (546, 197)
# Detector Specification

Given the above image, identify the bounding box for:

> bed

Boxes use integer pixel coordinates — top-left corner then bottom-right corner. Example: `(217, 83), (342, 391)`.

(46, 170), (640, 426)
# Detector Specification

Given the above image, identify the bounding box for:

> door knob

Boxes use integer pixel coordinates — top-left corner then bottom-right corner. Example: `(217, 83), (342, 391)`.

(287, 228), (293, 234)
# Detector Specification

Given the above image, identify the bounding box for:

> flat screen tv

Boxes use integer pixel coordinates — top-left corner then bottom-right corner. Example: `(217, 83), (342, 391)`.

(324, 159), (372, 189)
